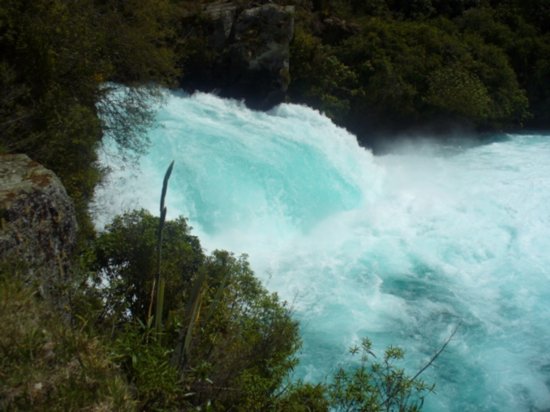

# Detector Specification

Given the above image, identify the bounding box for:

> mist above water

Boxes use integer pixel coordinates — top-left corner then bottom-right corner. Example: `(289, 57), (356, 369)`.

(94, 91), (550, 411)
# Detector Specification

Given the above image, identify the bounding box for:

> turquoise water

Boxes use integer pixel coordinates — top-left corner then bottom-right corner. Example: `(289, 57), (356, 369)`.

(94, 91), (550, 411)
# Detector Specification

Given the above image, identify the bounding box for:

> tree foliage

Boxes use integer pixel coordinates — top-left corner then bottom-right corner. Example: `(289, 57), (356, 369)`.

(92, 210), (203, 324)
(288, 0), (546, 139)
(289, 28), (358, 120)
(329, 338), (433, 411)
(87, 210), (303, 410)
(0, 0), (179, 237)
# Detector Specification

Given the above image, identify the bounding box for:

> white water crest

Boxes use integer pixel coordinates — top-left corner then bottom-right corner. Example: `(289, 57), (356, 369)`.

(93, 91), (550, 411)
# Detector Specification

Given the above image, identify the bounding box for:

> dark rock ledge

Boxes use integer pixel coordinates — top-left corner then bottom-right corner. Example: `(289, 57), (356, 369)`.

(0, 154), (77, 300)
(181, 1), (295, 110)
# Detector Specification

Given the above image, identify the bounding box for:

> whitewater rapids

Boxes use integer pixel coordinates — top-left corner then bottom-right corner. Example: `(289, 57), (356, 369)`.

(93, 91), (550, 411)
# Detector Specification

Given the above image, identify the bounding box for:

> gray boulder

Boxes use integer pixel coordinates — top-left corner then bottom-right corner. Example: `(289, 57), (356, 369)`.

(0, 154), (77, 299)
(203, 1), (239, 48)
(225, 3), (295, 109)
(181, 1), (295, 110)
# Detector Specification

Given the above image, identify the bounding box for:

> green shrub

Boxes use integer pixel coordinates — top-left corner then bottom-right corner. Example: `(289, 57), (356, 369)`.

(91, 210), (203, 325)
(89, 210), (302, 410)
(111, 324), (187, 411)
(328, 338), (433, 411)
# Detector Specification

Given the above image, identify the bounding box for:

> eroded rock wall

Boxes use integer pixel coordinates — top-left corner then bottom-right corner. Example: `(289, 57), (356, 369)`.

(0, 154), (77, 298)
(181, 1), (295, 110)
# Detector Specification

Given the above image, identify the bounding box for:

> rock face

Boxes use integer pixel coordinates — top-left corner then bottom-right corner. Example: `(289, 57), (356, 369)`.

(0, 154), (77, 298)
(181, 1), (295, 110)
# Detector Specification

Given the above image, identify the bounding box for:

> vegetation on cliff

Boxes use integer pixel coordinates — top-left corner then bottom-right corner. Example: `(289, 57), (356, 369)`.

(174, 0), (549, 141)
(286, 0), (549, 140)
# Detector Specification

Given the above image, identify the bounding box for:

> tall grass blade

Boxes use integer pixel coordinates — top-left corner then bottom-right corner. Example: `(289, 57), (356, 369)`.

(172, 269), (207, 370)
(150, 160), (174, 331)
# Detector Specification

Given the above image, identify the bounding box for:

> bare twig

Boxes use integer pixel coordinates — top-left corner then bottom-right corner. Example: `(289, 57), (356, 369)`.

(410, 322), (461, 383)
(380, 321), (461, 409)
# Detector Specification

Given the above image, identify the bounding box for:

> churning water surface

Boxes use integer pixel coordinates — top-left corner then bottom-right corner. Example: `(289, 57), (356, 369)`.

(93, 91), (550, 411)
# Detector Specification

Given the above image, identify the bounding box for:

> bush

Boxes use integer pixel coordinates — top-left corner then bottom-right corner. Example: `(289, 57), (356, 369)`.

(328, 338), (433, 412)
(88, 210), (302, 410)
(92, 210), (203, 325)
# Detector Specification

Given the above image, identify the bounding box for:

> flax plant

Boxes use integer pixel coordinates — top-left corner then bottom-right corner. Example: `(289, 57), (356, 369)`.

(147, 160), (174, 332)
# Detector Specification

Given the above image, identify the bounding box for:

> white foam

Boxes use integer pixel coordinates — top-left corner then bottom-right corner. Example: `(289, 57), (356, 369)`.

(93, 91), (550, 411)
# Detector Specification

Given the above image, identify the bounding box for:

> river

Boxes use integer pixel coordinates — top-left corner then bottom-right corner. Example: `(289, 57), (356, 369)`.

(94, 91), (550, 411)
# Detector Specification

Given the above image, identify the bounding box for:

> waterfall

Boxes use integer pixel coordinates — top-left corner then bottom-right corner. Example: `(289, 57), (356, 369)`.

(94, 90), (550, 411)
